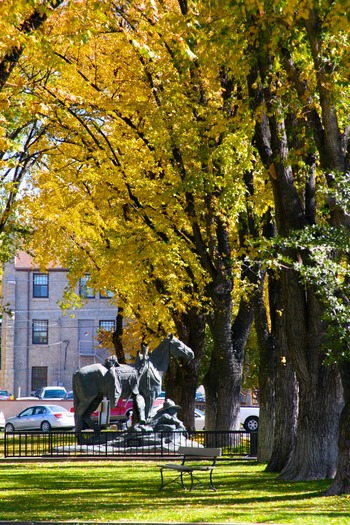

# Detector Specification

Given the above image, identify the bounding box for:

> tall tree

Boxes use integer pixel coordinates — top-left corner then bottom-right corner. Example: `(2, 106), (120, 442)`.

(244, 0), (347, 480)
(19, 0), (267, 432)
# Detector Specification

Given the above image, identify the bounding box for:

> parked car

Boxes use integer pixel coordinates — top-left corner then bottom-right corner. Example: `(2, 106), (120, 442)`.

(69, 397), (134, 422)
(195, 390), (205, 403)
(0, 409), (5, 430)
(240, 406), (259, 431)
(63, 390), (74, 400)
(96, 398), (134, 421)
(150, 396), (166, 416)
(5, 404), (75, 432)
(0, 389), (11, 400)
(37, 386), (67, 400)
(95, 398), (133, 421)
(193, 406), (260, 431)
(194, 408), (205, 430)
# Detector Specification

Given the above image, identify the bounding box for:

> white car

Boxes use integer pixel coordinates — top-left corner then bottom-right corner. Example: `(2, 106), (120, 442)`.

(37, 386), (67, 400)
(240, 406), (259, 431)
(0, 409), (5, 430)
(5, 404), (75, 432)
(194, 408), (205, 430)
(193, 407), (260, 431)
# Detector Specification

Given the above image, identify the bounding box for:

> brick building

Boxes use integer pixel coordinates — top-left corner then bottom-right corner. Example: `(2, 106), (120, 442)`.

(0, 252), (117, 397)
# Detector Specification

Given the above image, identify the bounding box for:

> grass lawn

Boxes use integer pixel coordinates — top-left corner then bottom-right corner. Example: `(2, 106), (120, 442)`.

(1, 457), (350, 524)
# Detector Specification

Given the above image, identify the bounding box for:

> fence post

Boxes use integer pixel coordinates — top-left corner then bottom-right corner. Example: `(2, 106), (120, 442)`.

(249, 431), (258, 456)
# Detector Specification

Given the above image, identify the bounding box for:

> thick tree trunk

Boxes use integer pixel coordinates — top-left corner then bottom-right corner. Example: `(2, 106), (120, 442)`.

(280, 367), (341, 480)
(253, 272), (276, 463)
(267, 353), (297, 472)
(266, 277), (298, 472)
(171, 308), (206, 432)
(204, 294), (253, 432)
(279, 272), (342, 480)
(324, 361), (349, 495)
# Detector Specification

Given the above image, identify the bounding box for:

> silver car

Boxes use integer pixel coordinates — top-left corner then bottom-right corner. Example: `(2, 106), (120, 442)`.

(5, 405), (75, 432)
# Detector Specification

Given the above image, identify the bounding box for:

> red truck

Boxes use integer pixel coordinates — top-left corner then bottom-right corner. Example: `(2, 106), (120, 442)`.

(69, 397), (133, 422)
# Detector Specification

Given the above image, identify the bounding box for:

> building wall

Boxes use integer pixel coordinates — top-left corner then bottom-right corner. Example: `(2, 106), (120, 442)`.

(0, 253), (118, 398)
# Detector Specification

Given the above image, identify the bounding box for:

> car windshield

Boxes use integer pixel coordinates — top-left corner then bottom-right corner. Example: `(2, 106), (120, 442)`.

(43, 389), (66, 397)
(0, 390), (9, 395)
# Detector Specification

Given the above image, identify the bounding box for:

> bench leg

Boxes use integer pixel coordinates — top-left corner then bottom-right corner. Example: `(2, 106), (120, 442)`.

(209, 469), (217, 491)
(159, 468), (217, 492)
(159, 469), (187, 491)
(188, 472), (216, 492)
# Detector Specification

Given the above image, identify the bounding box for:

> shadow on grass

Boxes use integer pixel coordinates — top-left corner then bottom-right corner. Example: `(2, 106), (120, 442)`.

(1, 460), (347, 524)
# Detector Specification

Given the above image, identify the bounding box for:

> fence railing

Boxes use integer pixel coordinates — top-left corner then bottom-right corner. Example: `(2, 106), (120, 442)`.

(4, 429), (258, 459)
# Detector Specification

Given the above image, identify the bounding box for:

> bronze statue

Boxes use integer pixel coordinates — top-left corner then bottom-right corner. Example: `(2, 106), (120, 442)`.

(134, 334), (193, 421)
(72, 357), (122, 442)
(152, 399), (187, 432)
(72, 334), (194, 443)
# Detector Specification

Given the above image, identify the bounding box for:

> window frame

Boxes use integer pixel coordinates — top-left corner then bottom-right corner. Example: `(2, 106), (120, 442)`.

(99, 320), (115, 332)
(31, 366), (48, 391)
(32, 320), (49, 345)
(79, 275), (95, 298)
(33, 273), (49, 298)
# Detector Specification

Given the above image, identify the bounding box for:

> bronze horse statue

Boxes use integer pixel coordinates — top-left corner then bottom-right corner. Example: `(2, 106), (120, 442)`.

(72, 334), (193, 443)
(72, 355), (126, 443)
(134, 334), (194, 420)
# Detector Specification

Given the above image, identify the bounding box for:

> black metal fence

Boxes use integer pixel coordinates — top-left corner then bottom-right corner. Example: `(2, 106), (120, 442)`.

(4, 429), (258, 459)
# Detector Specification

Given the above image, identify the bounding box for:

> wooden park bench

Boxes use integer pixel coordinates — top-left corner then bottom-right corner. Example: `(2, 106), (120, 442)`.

(158, 446), (222, 491)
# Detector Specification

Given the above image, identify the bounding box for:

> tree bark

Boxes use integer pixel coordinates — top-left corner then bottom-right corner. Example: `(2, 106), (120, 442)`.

(266, 274), (298, 472)
(280, 361), (341, 480)
(204, 293), (253, 433)
(172, 308), (206, 432)
(112, 307), (126, 364)
(278, 273), (342, 480)
(253, 271), (276, 463)
(325, 361), (350, 495)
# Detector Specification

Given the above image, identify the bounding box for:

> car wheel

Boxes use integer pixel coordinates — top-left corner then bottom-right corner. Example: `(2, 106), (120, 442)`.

(5, 423), (15, 432)
(41, 421), (51, 432)
(244, 416), (259, 432)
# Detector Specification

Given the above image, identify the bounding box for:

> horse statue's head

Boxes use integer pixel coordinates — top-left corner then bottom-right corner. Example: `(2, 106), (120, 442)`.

(167, 334), (194, 361)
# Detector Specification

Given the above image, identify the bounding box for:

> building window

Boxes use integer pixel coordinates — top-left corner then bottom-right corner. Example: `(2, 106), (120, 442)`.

(33, 273), (49, 298)
(32, 320), (48, 344)
(99, 320), (115, 332)
(32, 366), (48, 391)
(79, 275), (95, 298)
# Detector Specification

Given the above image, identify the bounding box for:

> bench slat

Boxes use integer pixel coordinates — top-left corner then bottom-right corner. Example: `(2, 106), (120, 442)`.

(177, 446), (222, 457)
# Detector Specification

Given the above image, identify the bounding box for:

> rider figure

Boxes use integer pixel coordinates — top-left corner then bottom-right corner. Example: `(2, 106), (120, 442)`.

(139, 342), (149, 362)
